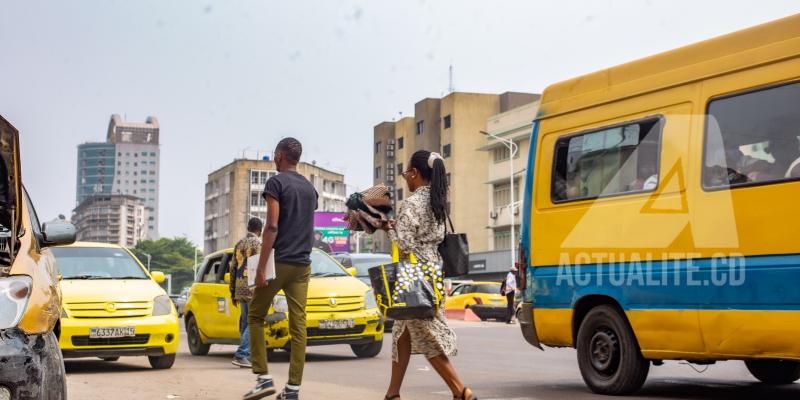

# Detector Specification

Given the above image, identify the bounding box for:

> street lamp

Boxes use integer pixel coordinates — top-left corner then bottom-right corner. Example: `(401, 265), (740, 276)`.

(141, 252), (152, 271)
(481, 130), (519, 270)
(193, 248), (202, 277)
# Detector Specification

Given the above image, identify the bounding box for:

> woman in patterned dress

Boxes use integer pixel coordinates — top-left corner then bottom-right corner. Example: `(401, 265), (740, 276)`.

(382, 150), (477, 400)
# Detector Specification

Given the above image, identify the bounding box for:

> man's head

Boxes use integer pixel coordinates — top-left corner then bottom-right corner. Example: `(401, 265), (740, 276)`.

(275, 137), (303, 172)
(247, 217), (263, 235)
(314, 231), (323, 241)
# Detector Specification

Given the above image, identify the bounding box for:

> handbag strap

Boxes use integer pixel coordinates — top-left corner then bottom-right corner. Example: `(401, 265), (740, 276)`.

(391, 241), (418, 264)
(444, 210), (455, 234)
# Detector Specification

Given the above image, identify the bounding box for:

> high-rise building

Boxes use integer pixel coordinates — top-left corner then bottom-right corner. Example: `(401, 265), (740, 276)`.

(372, 91), (538, 257)
(204, 158), (347, 254)
(76, 115), (160, 239)
(72, 194), (149, 248)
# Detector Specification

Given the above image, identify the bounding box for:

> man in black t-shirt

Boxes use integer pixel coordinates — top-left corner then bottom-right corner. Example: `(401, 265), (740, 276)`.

(244, 138), (318, 400)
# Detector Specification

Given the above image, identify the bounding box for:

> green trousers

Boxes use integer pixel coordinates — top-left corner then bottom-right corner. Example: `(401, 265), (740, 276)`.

(248, 262), (311, 385)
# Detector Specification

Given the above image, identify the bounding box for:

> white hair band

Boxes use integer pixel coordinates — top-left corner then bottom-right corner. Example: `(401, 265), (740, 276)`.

(428, 152), (443, 168)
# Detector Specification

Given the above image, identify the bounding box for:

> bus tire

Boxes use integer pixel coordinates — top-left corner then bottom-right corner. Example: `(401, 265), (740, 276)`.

(745, 360), (800, 384)
(576, 305), (649, 395)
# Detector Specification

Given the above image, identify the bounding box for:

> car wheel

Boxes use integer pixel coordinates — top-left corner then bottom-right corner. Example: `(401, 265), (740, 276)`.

(148, 354), (176, 369)
(100, 357), (120, 361)
(41, 331), (68, 400)
(351, 341), (383, 358)
(745, 360), (800, 384)
(186, 315), (210, 356)
(576, 305), (649, 395)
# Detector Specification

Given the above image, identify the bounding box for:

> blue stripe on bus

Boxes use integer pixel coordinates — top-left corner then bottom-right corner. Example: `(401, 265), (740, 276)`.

(520, 121), (539, 303)
(530, 253), (800, 311)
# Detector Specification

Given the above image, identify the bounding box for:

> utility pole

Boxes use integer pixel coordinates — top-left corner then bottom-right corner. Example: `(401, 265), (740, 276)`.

(141, 252), (152, 271)
(481, 130), (518, 269)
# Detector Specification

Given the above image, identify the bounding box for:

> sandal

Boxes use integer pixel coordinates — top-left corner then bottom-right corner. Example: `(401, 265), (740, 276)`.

(454, 387), (477, 400)
(385, 395), (400, 400)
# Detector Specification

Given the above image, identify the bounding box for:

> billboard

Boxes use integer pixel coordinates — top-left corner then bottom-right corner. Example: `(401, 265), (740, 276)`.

(314, 212), (349, 253)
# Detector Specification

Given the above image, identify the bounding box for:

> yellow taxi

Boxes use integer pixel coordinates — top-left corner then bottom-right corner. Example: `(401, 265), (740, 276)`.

(183, 248), (384, 358)
(53, 242), (180, 369)
(445, 281), (506, 311)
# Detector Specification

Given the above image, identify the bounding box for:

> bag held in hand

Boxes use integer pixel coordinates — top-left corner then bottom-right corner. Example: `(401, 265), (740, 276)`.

(438, 214), (469, 278)
(367, 243), (444, 320)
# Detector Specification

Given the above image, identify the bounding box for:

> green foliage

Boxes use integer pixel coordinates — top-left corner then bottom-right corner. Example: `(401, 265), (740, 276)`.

(130, 237), (200, 295)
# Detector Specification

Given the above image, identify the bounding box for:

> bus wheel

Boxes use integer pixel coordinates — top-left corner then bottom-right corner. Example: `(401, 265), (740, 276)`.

(745, 360), (800, 384)
(576, 305), (649, 395)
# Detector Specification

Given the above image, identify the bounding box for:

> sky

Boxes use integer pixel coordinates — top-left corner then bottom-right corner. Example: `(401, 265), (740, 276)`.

(1, 0), (798, 248)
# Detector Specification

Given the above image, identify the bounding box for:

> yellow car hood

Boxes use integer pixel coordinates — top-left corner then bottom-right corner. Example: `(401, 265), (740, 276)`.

(307, 276), (369, 298)
(61, 279), (165, 303)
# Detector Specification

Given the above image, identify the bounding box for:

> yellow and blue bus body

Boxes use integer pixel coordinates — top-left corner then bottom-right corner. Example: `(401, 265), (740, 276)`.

(518, 13), (800, 395)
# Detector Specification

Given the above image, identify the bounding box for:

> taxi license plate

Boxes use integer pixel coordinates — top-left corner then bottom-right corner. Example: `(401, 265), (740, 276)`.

(319, 319), (355, 330)
(90, 327), (136, 339)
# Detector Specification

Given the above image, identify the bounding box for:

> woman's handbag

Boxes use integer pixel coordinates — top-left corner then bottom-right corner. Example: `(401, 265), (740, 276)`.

(438, 213), (469, 278)
(368, 243), (444, 320)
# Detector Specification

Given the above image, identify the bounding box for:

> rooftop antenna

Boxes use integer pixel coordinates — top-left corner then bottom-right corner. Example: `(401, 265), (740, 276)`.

(448, 62), (455, 93)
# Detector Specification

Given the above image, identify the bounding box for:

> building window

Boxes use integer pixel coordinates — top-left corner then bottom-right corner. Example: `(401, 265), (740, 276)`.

(493, 145), (511, 162)
(375, 167), (382, 180)
(442, 144), (451, 158)
(443, 115), (451, 129)
(397, 188), (404, 201)
(552, 117), (663, 203)
(375, 141), (381, 154)
(493, 180), (520, 209)
(703, 81), (800, 189)
(493, 227), (520, 250)
(416, 120), (424, 135)
(397, 163), (404, 175)
(398, 137), (404, 149)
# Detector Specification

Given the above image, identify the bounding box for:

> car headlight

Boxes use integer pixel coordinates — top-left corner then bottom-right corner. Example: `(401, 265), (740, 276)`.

(0, 276), (33, 330)
(152, 295), (173, 316)
(272, 295), (288, 313)
(364, 290), (378, 310)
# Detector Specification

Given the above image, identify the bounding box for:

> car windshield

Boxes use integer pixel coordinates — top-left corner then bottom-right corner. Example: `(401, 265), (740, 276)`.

(470, 284), (500, 294)
(52, 247), (148, 280)
(310, 250), (349, 277)
(350, 256), (393, 277)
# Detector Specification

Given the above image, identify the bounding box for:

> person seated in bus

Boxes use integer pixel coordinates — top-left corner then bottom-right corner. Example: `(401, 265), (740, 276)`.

(746, 140), (800, 182)
(707, 147), (749, 186)
(627, 162), (658, 191)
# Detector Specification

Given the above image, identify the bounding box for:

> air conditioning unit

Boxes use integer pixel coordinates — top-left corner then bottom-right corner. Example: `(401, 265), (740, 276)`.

(388, 139), (395, 145)
(513, 207), (520, 216)
(387, 175), (395, 182)
(387, 144), (395, 151)
(387, 151), (395, 158)
(490, 210), (498, 219)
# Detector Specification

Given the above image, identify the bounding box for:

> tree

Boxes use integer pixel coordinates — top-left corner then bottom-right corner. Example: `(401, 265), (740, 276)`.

(130, 237), (200, 295)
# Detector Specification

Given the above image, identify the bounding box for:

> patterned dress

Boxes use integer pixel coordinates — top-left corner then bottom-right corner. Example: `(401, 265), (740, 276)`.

(232, 232), (261, 302)
(387, 186), (458, 361)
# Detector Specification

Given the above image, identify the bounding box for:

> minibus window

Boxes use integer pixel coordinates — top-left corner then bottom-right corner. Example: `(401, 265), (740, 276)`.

(703, 81), (800, 189)
(552, 118), (662, 202)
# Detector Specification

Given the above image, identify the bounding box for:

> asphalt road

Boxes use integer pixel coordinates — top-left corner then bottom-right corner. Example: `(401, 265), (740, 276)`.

(65, 320), (800, 400)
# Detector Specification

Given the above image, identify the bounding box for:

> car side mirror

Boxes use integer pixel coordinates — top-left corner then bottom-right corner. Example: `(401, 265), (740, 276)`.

(346, 267), (358, 277)
(223, 272), (231, 284)
(151, 271), (166, 284)
(41, 221), (76, 247)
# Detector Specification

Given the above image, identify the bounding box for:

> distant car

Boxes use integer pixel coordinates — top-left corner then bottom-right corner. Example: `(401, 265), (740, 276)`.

(332, 253), (393, 286)
(445, 282), (507, 321)
(174, 287), (190, 317)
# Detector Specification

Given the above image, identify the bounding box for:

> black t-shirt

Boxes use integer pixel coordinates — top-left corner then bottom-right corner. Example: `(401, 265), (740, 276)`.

(263, 171), (319, 265)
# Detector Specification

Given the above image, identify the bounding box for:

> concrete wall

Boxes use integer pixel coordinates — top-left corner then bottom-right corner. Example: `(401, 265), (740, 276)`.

(414, 98), (441, 153)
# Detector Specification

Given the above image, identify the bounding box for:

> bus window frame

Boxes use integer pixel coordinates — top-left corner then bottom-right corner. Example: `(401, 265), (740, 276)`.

(548, 115), (665, 205)
(700, 79), (800, 193)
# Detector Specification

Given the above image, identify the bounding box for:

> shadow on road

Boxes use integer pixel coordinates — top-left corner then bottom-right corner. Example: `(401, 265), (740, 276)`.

(65, 360), (152, 374)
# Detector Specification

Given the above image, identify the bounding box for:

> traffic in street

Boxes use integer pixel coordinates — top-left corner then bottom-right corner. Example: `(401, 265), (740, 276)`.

(66, 320), (800, 400)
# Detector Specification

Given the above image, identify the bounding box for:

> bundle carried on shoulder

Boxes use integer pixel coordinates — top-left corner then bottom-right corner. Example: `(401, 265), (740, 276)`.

(367, 243), (444, 320)
(344, 185), (393, 233)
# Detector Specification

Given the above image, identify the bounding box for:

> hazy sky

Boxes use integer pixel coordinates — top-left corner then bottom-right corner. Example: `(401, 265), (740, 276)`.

(2, 0), (798, 247)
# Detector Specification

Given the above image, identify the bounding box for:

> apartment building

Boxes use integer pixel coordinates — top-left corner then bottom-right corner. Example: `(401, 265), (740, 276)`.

(372, 91), (538, 256)
(72, 194), (149, 248)
(76, 114), (160, 238)
(204, 158), (347, 254)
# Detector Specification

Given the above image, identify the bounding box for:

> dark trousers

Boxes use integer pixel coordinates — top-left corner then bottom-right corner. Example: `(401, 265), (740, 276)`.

(506, 292), (515, 322)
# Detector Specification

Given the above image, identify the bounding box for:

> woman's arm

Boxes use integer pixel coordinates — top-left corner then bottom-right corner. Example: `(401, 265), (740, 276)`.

(386, 201), (419, 256)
